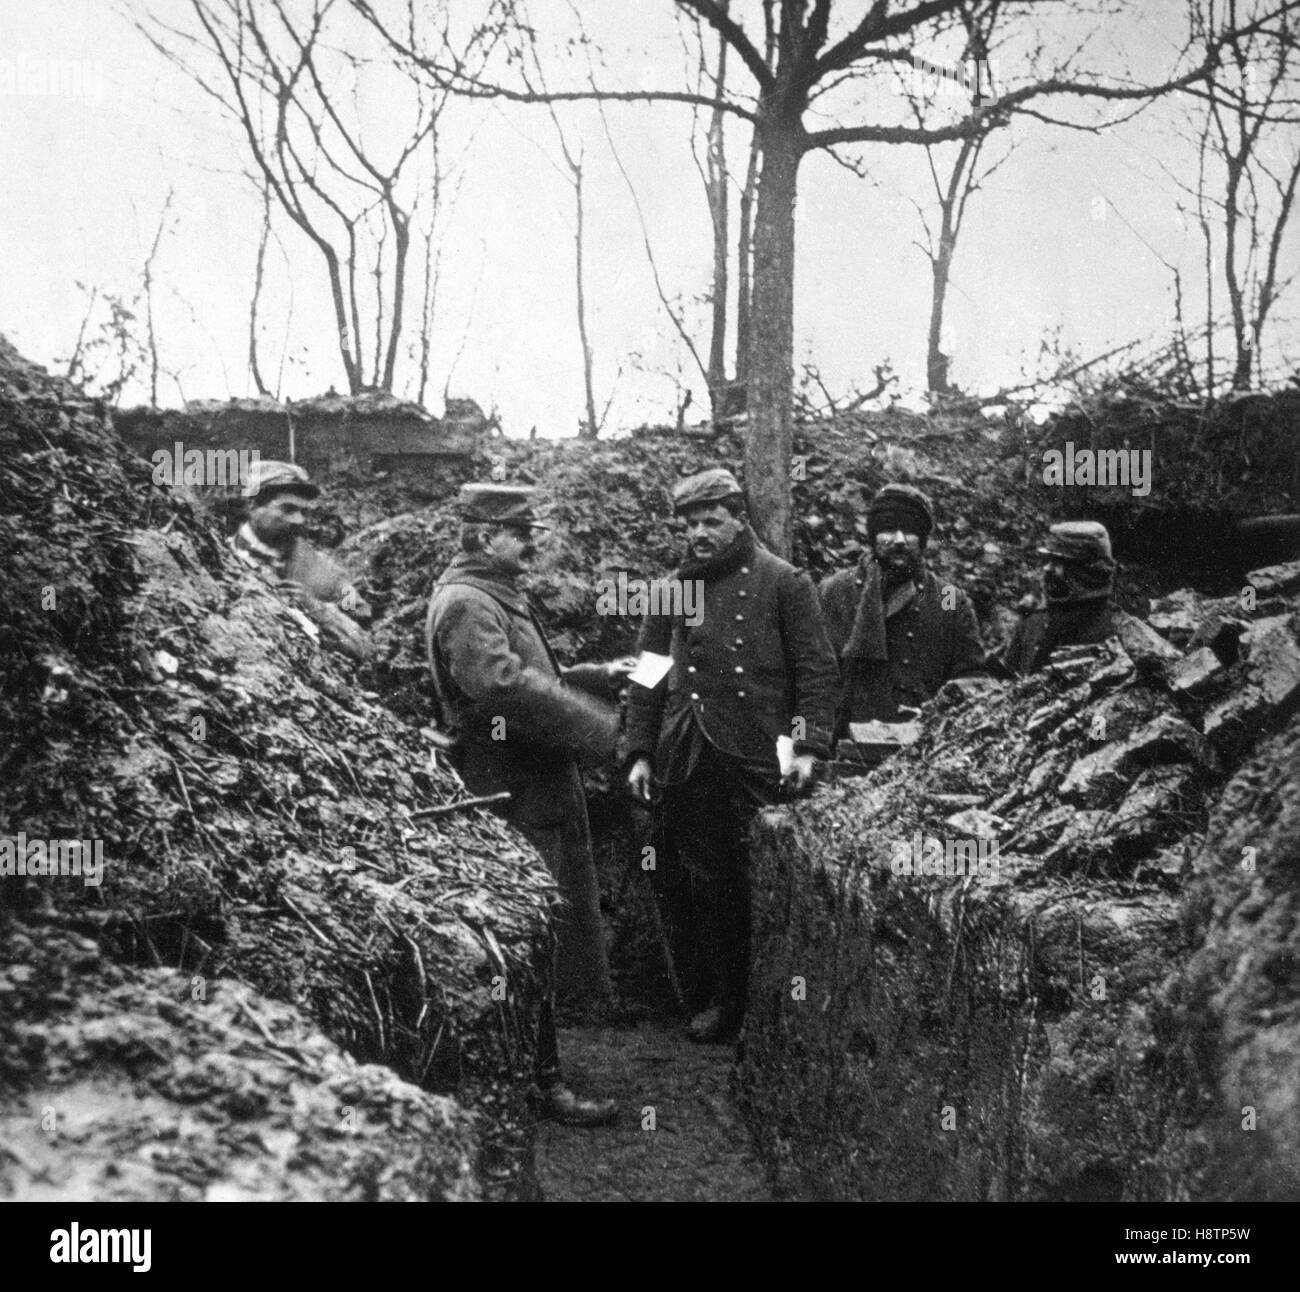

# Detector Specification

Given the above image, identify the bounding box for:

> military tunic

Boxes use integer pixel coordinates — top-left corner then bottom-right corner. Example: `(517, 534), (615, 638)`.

(1002, 599), (1141, 675)
(818, 560), (986, 731)
(625, 527), (838, 1017)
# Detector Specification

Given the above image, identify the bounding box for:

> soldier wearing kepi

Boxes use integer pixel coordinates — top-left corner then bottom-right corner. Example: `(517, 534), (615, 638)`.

(625, 468), (839, 1044)
(230, 459), (373, 661)
(1002, 520), (1139, 674)
(426, 483), (631, 1126)
(818, 483), (986, 734)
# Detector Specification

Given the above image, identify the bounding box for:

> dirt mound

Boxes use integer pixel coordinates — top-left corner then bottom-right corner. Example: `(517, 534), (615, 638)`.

(739, 571), (1300, 1199)
(339, 414), (1052, 724)
(0, 337), (555, 1197)
(0, 920), (478, 1201)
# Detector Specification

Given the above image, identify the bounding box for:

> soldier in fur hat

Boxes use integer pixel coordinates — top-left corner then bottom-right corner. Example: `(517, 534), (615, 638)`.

(818, 483), (987, 734)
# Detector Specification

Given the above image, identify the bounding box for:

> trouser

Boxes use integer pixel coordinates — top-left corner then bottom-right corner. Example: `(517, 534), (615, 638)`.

(654, 740), (772, 1018)
(515, 799), (613, 1010)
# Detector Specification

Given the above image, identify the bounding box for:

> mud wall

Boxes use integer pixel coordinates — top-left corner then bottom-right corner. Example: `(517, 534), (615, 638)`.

(739, 592), (1300, 1201)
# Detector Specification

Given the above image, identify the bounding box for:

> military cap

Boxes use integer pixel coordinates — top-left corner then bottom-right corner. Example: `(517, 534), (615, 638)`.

(671, 467), (744, 515)
(867, 482), (935, 545)
(1038, 520), (1114, 566)
(458, 482), (549, 528)
(242, 459), (319, 501)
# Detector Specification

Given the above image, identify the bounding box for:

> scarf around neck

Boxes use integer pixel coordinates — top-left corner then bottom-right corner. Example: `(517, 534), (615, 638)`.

(675, 523), (756, 583)
(841, 554), (921, 666)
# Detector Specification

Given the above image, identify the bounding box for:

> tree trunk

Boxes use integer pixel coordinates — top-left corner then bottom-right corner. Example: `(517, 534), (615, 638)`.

(926, 234), (954, 395)
(735, 126), (761, 384)
(574, 158), (599, 439)
(745, 117), (801, 557)
(706, 26), (729, 412)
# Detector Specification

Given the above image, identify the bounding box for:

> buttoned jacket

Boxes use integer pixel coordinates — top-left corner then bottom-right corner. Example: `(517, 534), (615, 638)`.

(625, 533), (838, 776)
(819, 560), (986, 730)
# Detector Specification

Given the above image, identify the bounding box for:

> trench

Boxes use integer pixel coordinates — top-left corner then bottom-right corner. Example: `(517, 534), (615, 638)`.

(534, 798), (774, 1202)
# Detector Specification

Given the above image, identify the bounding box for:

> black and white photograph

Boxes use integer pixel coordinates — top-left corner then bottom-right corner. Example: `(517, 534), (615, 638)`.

(1, 0), (1297, 1243)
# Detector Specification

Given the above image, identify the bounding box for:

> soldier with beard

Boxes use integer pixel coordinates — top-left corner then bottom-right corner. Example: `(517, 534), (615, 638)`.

(818, 483), (987, 735)
(1002, 520), (1140, 673)
(625, 469), (839, 1043)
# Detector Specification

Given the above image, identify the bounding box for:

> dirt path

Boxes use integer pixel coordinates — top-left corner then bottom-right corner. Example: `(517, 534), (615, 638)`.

(536, 1021), (772, 1202)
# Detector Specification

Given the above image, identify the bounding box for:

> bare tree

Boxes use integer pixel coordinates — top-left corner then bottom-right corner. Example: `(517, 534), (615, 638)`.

(894, 2), (1017, 396)
(1195, 0), (1300, 387)
(355, 0), (1299, 553)
(136, 0), (503, 395)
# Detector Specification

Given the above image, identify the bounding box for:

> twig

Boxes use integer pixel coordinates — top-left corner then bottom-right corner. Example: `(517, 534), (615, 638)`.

(410, 791), (511, 820)
(282, 894), (332, 947)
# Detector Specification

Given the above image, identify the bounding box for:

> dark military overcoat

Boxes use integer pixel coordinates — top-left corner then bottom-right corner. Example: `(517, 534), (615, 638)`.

(426, 551), (619, 1005)
(1002, 599), (1140, 675)
(625, 530), (839, 781)
(818, 559), (986, 732)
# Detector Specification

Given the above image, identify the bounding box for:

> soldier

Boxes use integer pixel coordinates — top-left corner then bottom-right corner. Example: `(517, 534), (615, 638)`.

(231, 460), (372, 661)
(426, 483), (630, 1126)
(818, 483), (986, 735)
(625, 468), (839, 1044)
(1002, 520), (1139, 674)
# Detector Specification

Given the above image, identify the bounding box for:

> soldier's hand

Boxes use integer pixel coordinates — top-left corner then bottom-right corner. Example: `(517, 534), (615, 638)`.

(627, 757), (656, 804)
(604, 656), (638, 685)
(781, 753), (818, 795)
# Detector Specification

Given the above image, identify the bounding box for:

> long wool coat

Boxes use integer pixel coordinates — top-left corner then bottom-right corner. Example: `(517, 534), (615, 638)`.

(425, 552), (619, 1005)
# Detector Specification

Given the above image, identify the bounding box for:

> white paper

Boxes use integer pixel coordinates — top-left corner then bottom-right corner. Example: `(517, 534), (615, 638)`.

(628, 651), (674, 688)
(776, 735), (797, 775)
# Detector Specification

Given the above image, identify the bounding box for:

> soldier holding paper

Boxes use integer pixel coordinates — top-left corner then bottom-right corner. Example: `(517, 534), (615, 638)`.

(625, 469), (839, 1043)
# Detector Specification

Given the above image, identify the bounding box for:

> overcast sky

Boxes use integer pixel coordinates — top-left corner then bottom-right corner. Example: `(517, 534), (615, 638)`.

(2, 0), (1297, 436)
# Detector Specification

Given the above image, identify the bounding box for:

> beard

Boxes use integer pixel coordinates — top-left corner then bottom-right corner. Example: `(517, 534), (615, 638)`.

(877, 546), (922, 585)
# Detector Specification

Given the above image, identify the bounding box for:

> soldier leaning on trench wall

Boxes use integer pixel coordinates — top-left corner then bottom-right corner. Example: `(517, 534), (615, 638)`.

(228, 460), (374, 663)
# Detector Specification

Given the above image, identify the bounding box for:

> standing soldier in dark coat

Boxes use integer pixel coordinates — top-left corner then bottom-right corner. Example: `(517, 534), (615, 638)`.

(426, 483), (630, 1126)
(625, 469), (839, 1043)
(818, 483), (986, 735)
(1002, 520), (1140, 674)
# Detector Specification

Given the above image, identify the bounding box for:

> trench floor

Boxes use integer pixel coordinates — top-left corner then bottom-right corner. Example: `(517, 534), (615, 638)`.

(535, 1021), (771, 1202)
